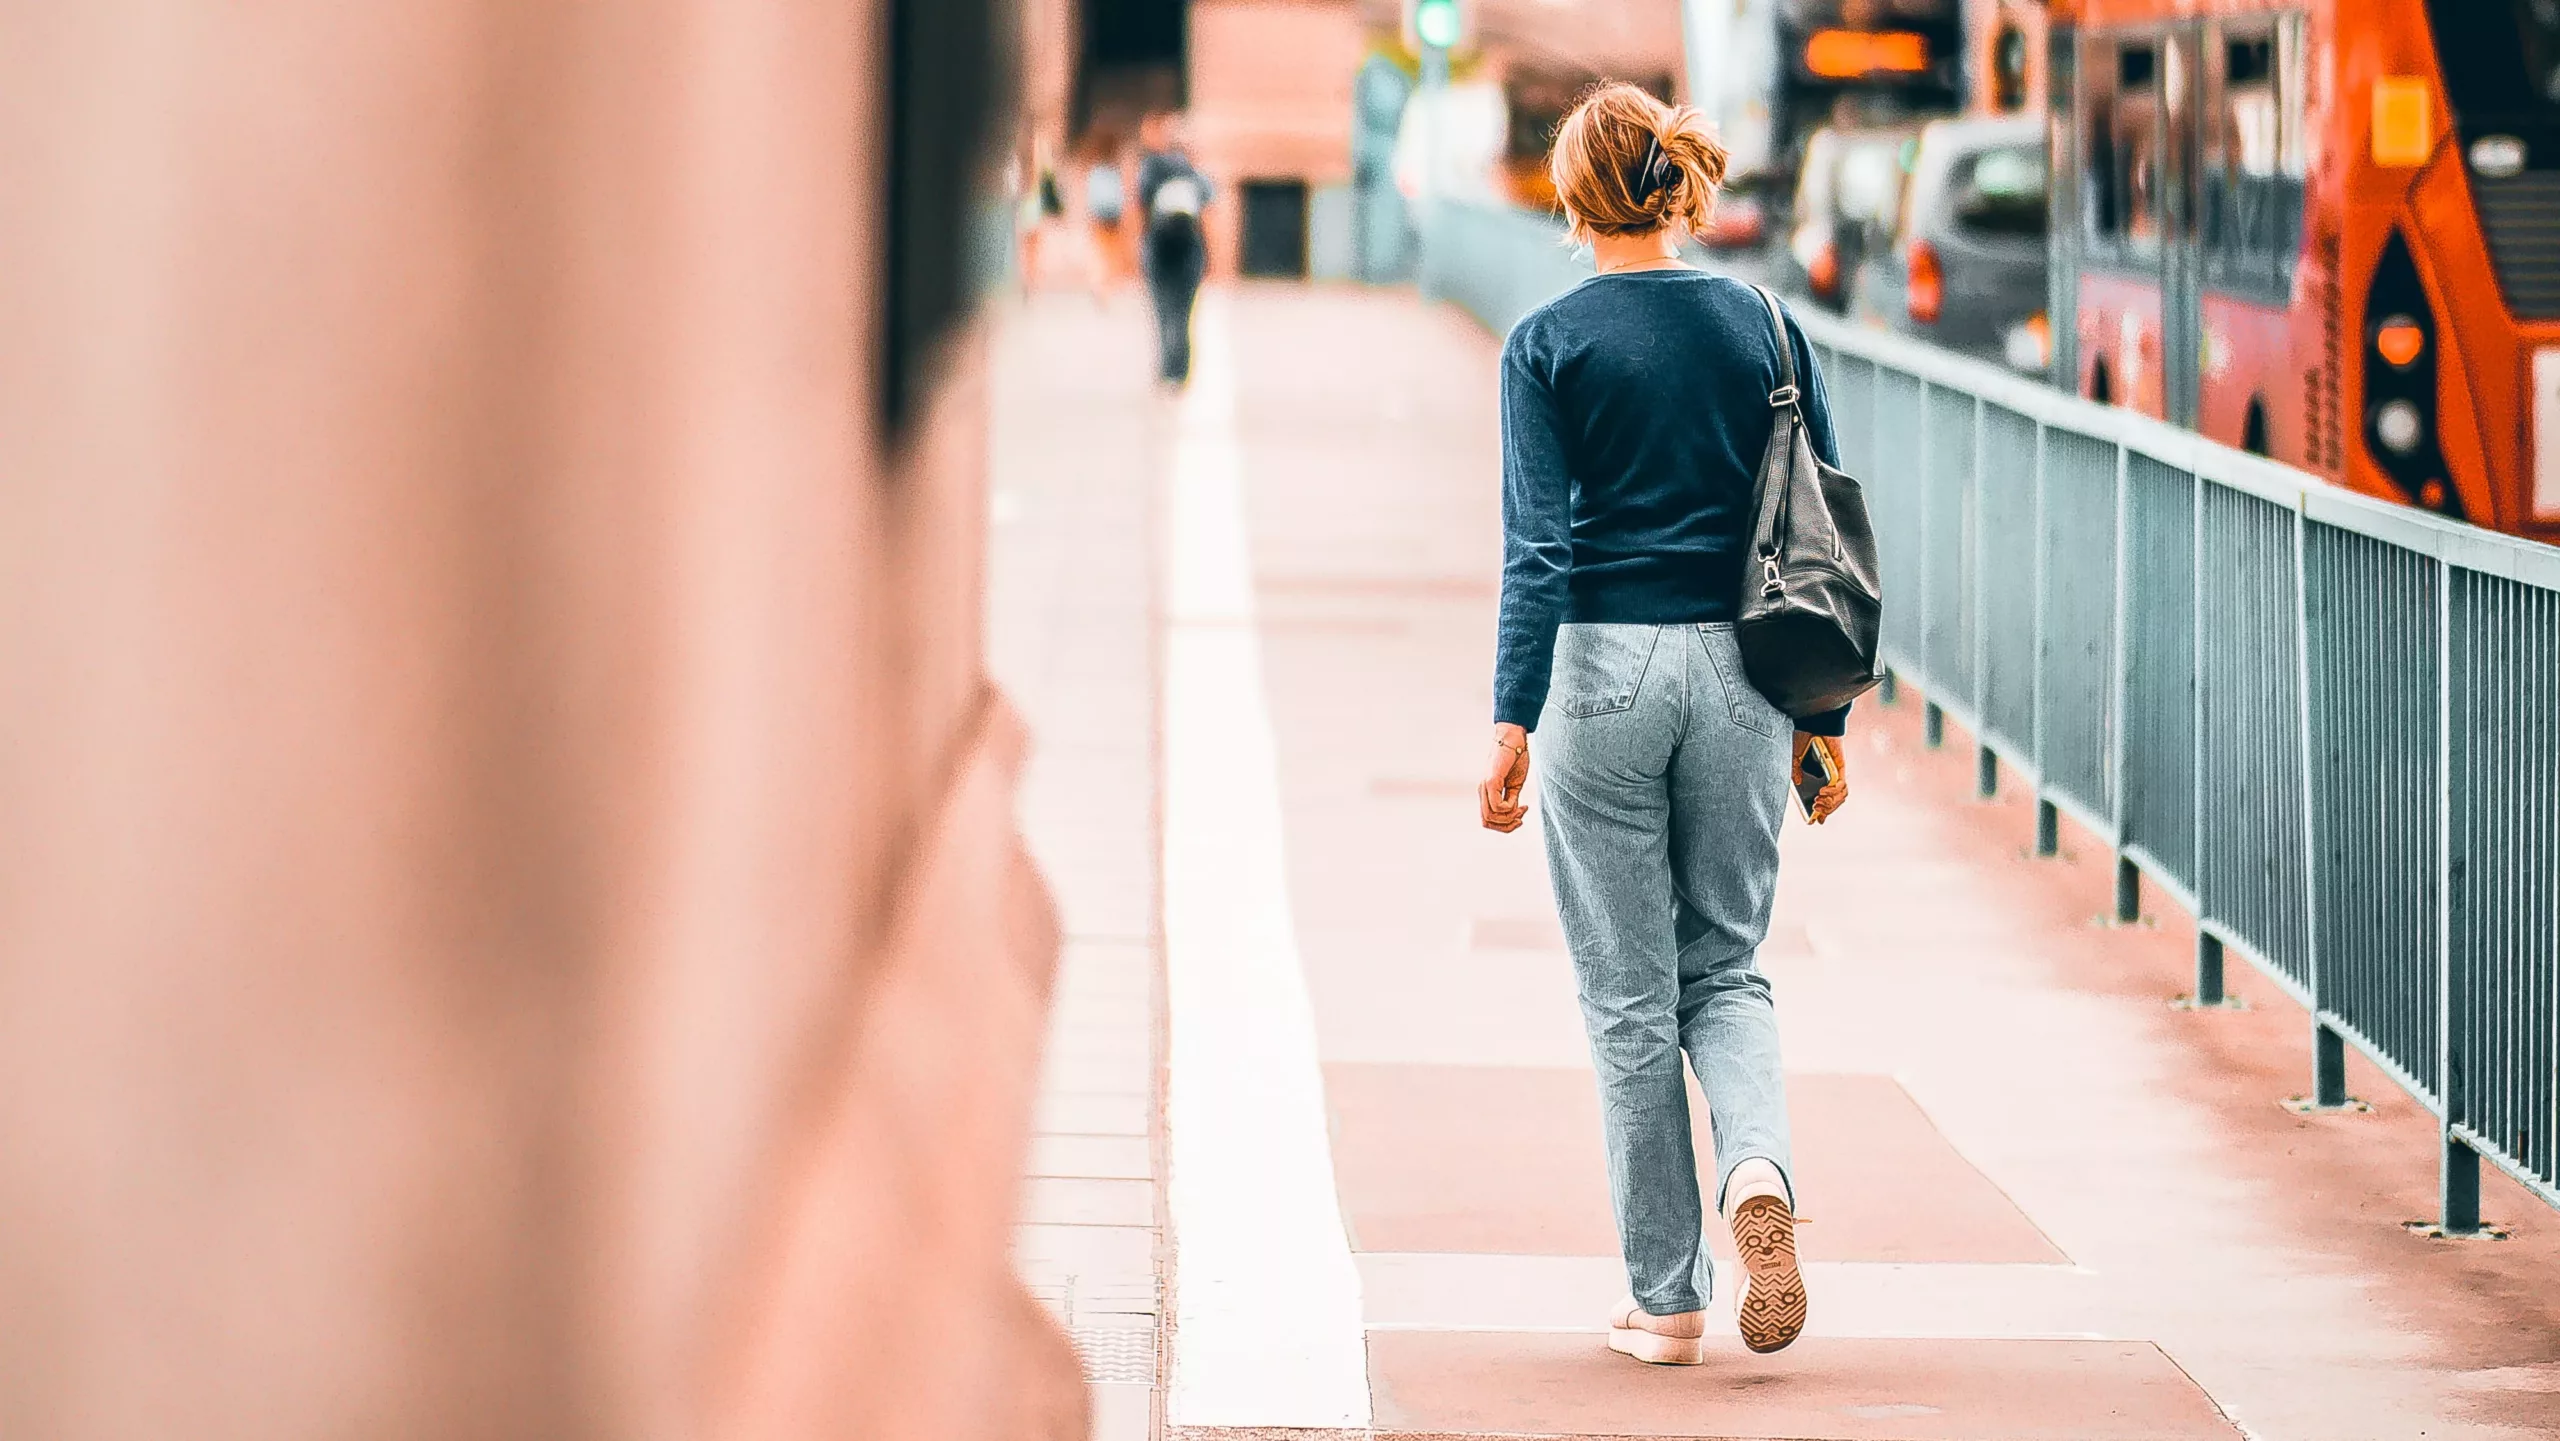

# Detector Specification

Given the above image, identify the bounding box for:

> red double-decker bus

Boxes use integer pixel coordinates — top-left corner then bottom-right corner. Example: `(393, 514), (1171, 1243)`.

(2046, 0), (2560, 540)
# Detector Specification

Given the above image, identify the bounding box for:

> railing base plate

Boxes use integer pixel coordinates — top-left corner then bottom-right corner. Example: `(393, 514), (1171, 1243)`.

(2279, 1095), (2374, 1115)
(2401, 1220), (2510, 1241)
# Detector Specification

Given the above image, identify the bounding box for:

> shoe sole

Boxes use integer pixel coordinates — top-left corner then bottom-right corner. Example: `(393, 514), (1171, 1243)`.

(1731, 1194), (1808, 1354)
(1608, 1325), (1706, 1366)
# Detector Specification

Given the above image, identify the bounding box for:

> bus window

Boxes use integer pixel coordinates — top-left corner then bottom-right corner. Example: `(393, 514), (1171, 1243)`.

(2426, 1), (2560, 121)
(2163, 32), (2195, 245)
(2201, 19), (2307, 295)
(2429, 3), (2560, 320)
(2082, 40), (2162, 263)
(1994, 25), (2031, 112)
(2076, 40), (2110, 244)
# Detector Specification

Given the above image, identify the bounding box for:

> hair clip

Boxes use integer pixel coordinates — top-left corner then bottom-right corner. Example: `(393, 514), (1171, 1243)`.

(1638, 136), (1675, 199)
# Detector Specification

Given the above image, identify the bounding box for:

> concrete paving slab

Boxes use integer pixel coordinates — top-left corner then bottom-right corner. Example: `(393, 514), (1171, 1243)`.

(1039, 1048), (1155, 1097)
(1034, 1091), (1152, 1138)
(1368, 1332), (2241, 1439)
(1090, 1382), (1155, 1441)
(1024, 1177), (1158, 1227)
(1017, 1222), (1157, 1283)
(1027, 1134), (1156, 1182)
(1325, 1065), (2061, 1265)
(1359, 1254), (2108, 1341)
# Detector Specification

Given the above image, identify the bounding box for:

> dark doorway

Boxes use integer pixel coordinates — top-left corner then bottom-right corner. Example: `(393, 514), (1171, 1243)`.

(1079, 0), (1186, 131)
(1240, 180), (1310, 278)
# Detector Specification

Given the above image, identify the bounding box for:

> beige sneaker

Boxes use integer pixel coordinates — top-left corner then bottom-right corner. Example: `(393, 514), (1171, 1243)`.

(1607, 1298), (1706, 1366)
(1729, 1193), (1808, 1353)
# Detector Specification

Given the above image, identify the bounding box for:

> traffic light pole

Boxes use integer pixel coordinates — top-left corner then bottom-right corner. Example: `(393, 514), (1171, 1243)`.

(1417, 40), (1448, 303)
(1679, 0), (1727, 140)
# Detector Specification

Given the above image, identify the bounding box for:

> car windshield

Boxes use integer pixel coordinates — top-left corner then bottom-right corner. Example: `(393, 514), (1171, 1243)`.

(1950, 144), (2046, 237)
(2428, 0), (2560, 120)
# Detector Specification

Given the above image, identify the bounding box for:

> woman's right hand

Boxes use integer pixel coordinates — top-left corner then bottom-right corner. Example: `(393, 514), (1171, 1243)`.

(1480, 724), (1531, 833)
(1794, 732), (1849, 824)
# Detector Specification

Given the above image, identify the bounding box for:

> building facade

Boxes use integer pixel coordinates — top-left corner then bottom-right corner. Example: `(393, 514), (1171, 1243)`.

(1188, 0), (1368, 277)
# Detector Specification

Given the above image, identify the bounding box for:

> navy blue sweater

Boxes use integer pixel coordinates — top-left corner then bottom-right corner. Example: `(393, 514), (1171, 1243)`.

(1494, 269), (1849, 736)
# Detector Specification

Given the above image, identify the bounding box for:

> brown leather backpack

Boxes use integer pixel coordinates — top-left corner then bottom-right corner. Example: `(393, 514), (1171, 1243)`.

(1736, 285), (1886, 717)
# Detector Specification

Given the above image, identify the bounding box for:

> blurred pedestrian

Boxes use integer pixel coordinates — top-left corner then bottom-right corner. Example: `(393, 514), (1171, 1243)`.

(1136, 113), (1211, 384)
(1083, 135), (1130, 299)
(1477, 82), (1850, 1366)
(1013, 158), (1044, 296)
(1015, 140), (1063, 296)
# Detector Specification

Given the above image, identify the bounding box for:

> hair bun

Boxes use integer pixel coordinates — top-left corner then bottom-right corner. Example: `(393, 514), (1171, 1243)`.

(1548, 82), (1728, 243)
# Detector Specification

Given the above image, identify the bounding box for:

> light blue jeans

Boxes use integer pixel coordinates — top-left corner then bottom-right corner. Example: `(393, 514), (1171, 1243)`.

(1536, 622), (1796, 1316)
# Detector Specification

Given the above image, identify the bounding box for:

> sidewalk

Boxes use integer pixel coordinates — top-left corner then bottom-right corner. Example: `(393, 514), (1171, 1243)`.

(990, 289), (1169, 1441)
(1004, 283), (2560, 1441)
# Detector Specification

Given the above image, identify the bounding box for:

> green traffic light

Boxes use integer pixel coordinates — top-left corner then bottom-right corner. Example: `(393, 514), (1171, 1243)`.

(1415, 0), (1460, 49)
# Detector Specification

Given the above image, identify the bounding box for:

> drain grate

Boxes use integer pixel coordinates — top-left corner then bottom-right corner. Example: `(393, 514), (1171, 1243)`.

(1070, 1324), (1158, 1384)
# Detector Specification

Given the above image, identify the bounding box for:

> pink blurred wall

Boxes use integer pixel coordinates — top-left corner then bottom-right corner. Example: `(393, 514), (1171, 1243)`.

(0, 3), (1081, 1438)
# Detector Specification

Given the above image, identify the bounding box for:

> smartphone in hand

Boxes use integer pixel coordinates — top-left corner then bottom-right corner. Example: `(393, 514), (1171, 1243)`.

(1794, 741), (1836, 822)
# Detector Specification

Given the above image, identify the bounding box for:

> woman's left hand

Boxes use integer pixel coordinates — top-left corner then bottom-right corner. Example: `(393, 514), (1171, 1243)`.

(1481, 724), (1531, 833)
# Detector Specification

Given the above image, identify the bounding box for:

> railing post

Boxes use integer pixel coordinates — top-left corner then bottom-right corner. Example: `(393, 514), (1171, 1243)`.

(2108, 440), (2136, 920)
(2294, 503), (2326, 1094)
(2314, 1022), (2349, 1108)
(1879, 669), (1898, 705)
(2444, 1134), (2483, 1236)
(2196, 930), (2225, 1006)
(2434, 555), (2471, 1234)
(1924, 702), (1945, 748)
(2035, 799), (2059, 856)
(2187, 461), (2207, 966)
(1918, 378), (1936, 719)
(1971, 393), (1989, 742)
(1414, 43), (1449, 305)
(2030, 420), (2049, 818)
(1976, 745), (1998, 798)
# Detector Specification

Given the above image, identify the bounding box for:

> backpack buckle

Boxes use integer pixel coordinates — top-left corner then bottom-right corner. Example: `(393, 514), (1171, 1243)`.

(1761, 557), (1783, 596)
(1768, 385), (1799, 407)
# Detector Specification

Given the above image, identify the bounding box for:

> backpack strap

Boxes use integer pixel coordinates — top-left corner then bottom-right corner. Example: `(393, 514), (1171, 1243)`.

(1748, 283), (1800, 409)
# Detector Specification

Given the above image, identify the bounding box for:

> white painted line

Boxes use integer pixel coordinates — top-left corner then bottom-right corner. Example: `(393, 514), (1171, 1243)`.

(1163, 292), (1373, 1429)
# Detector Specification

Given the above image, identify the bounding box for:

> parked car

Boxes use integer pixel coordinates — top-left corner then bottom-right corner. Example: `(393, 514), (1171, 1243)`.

(1786, 122), (1922, 312)
(1852, 114), (2049, 370)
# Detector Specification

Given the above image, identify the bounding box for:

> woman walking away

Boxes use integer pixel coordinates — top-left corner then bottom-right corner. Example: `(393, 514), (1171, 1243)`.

(1477, 81), (1852, 1366)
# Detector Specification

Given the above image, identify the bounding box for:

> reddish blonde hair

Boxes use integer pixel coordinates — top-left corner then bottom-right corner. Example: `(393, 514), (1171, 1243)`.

(1548, 82), (1728, 244)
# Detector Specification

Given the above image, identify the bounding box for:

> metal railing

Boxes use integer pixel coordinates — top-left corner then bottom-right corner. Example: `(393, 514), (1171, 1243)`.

(1417, 198), (1592, 323)
(1424, 198), (2560, 1232)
